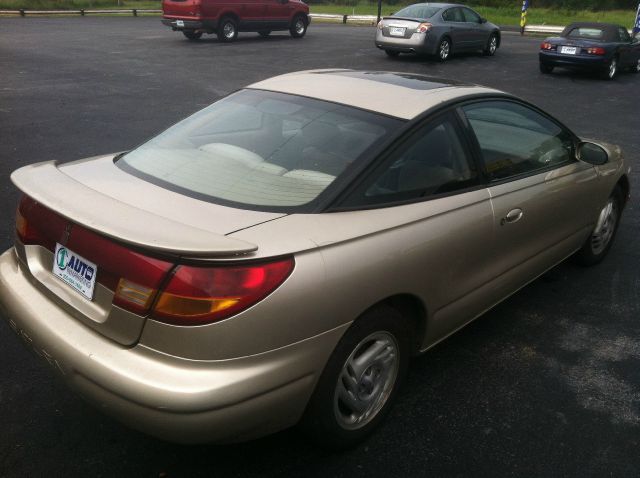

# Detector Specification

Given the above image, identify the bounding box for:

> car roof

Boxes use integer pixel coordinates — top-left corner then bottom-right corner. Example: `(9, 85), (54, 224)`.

(561, 22), (623, 41)
(247, 70), (503, 120)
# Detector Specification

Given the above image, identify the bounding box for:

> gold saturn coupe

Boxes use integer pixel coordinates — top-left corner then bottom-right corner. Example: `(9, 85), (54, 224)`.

(0, 70), (630, 449)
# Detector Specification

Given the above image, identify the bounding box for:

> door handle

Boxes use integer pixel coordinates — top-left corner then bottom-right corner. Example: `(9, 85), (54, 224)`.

(500, 208), (523, 226)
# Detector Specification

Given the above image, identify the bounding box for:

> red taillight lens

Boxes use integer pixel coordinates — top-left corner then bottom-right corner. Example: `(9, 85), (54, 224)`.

(151, 258), (294, 325)
(16, 195), (66, 249)
(540, 42), (555, 50)
(586, 47), (605, 55)
(416, 22), (432, 33)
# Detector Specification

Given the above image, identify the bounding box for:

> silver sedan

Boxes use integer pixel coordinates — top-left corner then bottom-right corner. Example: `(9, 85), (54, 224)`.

(375, 2), (501, 60)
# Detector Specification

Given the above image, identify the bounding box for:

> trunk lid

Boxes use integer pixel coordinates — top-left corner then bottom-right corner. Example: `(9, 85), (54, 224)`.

(11, 156), (285, 345)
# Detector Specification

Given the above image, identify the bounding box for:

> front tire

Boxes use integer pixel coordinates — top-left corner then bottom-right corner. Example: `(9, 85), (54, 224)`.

(290, 15), (308, 38)
(437, 37), (451, 62)
(574, 186), (622, 266)
(182, 30), (202, 41)
(631, 58), (640, 74)
(300, 305), (410, 450)
(217, 16), (238, 42)
(483, 33), (498, 56)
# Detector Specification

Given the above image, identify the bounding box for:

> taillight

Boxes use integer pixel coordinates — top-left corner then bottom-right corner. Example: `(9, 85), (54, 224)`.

(540, 42), (555, 50)
(151, 258), (294, 325)
(586, 47), (605, 55)
(16, 195), (66, 249)
(416, 22), (432, 33)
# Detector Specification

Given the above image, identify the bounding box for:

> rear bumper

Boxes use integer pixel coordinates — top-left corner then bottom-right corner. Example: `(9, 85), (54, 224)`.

(374, 30), (436, 55)
(162, 18), (211, 31)
(0, 247), (348, 443)
(539, 51), (611, 69)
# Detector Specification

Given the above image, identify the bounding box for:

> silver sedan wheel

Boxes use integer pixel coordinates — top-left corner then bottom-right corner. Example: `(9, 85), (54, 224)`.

(591, 198), (618, 255)
(439, 39), (450, 61)
(223, 22), (235, 40)
(333, 331), (399, 430)
(488, 35), (497, 55)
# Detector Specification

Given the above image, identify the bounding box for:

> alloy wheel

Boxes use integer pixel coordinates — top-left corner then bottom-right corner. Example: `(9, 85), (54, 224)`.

(590, 198), (618, 255)
(223, 22), (235, 40)
(608, 58), (617, 79)
(439, 40), (450, 61)
(333, 331), (399, 430)
(489, 35), (497, 54)
(295, 19), (305, 35)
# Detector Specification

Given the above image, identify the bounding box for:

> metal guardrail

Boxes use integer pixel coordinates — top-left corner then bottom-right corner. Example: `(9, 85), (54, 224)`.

(0, 9), (161, 16)
(3, 9), (626, 34)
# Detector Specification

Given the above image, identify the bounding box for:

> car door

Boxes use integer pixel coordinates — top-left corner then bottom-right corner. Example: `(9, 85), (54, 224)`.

(461, 7), (487, 49)
(617, 26), (635, 67)
(338, 112), (496, 341)
(441, 7), (469, 49)
(266, 0), (291, 29)
(459, 99), (601, 294)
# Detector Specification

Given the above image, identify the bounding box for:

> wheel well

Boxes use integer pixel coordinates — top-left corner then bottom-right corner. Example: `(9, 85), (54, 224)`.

(374, 294), (427, 356)
(218, 12), (239, 25)
(616, 175), (630, 209)
(292, 13), (308, 25)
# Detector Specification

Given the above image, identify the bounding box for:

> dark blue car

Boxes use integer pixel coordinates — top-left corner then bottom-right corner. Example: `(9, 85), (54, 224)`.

(539, 22), (640, 80)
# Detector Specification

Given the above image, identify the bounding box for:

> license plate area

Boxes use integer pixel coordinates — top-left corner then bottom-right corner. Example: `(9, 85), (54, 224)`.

(52, 243), (97, 301)
(389, 26), (406, 37)
(560, 46), (577, 55)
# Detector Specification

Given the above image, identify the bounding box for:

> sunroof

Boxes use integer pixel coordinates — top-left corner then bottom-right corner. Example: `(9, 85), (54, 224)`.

(312, 70), (467, 90)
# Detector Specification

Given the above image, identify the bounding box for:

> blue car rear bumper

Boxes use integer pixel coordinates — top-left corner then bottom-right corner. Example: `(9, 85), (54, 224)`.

(539, 51), (611, 70)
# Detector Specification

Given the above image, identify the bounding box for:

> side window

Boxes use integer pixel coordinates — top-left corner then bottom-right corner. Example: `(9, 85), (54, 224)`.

(462, 101), (574, 181)
(462, 8), (481, 23)
(619, 27), (631, 42)
(442, 8), (463, 22)
(342, 117), (479, 206)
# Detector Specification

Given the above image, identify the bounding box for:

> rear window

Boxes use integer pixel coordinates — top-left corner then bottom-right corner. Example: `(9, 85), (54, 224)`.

(393, 5), (441, 19)
(566, 27), (605, 40)
(118, 90), (401, 211)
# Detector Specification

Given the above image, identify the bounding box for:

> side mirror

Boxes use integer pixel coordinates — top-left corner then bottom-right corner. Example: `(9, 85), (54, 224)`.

(577, 141), (608, 165)
(480, 17), (487, 24)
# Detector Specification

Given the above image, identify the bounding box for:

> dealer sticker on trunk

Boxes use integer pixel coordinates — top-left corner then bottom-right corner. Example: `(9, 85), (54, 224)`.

(52, 243), (97, 301)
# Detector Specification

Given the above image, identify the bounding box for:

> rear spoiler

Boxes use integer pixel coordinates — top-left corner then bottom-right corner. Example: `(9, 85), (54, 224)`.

(11, 161), (258, 258)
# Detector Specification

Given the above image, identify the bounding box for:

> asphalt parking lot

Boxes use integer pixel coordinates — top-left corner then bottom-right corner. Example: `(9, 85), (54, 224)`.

(0, 17), (639, 477)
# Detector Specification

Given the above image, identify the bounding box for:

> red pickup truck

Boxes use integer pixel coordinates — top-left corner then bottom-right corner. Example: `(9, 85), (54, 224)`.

(162, 0), (310, 42)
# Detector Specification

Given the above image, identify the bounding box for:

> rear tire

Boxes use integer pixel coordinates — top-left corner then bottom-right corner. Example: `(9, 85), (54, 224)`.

(602, 56), (618, 80)
(539, 63), (554, 74)
(290, 15), (307, 38)
(574, 186), (622, 266)
(300, 305), (410, 450)
(631, 58), (640, 73)
(437, 37), (451, 62)
(385, 50), (400, 58)
(217, 16), (238, 42)
(183, 30), (202, 41)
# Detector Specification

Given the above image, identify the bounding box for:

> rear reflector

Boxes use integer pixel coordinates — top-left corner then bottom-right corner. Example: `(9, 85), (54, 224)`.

(151, 258), (295, 325)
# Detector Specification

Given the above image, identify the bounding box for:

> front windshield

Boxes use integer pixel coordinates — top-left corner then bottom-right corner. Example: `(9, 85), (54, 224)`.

(118, 90), (401, 210)
(393, 4), (441, 19)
